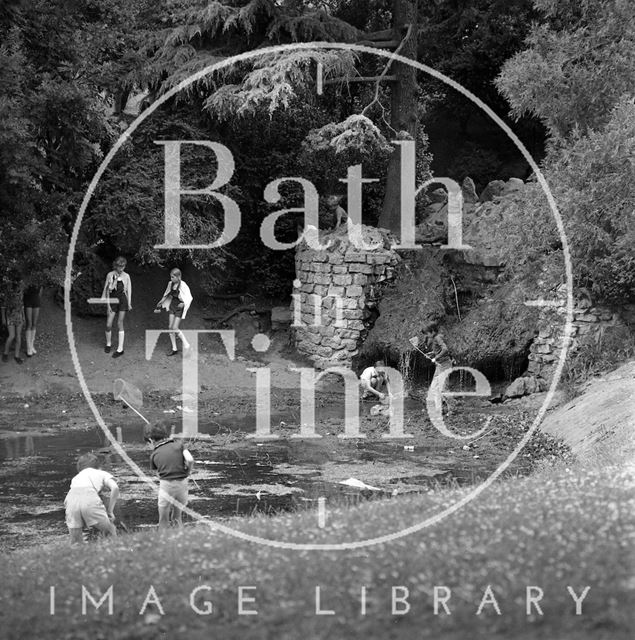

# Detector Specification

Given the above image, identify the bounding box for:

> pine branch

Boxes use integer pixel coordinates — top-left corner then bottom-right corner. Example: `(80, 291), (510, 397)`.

(324, 75), (397, 85)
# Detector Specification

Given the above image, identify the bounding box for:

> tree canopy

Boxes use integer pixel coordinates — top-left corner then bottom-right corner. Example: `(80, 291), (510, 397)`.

(7, 0), (628, 305)
(497, 0), (635, 140)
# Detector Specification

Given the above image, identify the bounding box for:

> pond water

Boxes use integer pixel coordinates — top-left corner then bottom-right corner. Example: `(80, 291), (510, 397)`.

(0, 396), (528, 548)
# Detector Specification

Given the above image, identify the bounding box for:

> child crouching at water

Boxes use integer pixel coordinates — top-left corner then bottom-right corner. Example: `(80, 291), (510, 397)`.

(144, 422), (194, 530)
(64, 453), (120, 544)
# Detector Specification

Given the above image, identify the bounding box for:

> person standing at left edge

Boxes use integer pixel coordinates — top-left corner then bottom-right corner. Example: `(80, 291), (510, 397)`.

(1, 276), (25, 364)
(102, 256), (131, 358)
(23, 282), (43, 357)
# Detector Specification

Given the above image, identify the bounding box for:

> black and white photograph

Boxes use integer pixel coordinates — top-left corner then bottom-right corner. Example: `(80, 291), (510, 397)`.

(0, 1), (633, 638)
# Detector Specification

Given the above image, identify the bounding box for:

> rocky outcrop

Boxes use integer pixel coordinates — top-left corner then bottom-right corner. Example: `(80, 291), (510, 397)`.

(359, 246), (447, 364)
(306, 175), (633, 390)
(363, 176), (538, 375)
(478, 179), (505, 202)
(505, 375), (547, 398)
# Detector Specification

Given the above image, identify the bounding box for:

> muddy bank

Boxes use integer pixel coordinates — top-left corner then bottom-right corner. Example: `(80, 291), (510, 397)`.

(540, 360), (635, 464)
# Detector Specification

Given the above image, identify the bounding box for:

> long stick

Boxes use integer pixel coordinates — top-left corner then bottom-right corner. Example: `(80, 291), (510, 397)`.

(408, 339), (437, 364)
(120, 397), (150, 424)
(450, 275), (462, 322)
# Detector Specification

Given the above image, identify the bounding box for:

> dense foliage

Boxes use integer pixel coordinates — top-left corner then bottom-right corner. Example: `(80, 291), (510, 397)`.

(497, 0), (635, 139)
(0, 0), (172, 291)
(496, 0), (635, 304)
(3, 0), (629, 305)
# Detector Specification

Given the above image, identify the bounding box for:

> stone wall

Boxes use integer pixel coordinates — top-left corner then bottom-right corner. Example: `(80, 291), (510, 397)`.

(293, 226), (400, 370)
(506, 289), (631, 396)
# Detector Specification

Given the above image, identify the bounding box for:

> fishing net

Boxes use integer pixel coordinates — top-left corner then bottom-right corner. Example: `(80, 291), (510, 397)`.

(112, 378), (148, 424)
(113, 378), (143, 407)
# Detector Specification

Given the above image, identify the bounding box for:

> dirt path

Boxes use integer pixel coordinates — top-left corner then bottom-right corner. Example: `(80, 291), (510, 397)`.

(0, 265), (303, 400)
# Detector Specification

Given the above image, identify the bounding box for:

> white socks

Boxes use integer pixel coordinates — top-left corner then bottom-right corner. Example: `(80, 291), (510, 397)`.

(26, 329), (37, 355)
(177, 331), (190, 350)
(117, 331), (125, 352)
(170, 332), (178, 351)
(105, 330), (112, 347)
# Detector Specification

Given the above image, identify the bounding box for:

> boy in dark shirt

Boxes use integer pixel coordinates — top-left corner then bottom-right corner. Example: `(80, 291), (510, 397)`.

(422, 323), (455, 415)
(144, 422), (194, 530)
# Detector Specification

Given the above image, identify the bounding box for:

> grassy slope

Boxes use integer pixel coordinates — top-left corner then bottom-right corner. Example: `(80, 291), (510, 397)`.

(1, 463), (633, 640)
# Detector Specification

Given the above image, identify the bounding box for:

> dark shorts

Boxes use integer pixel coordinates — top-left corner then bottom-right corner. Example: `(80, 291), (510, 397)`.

(168, 299), (183, 318)
(23, 287), (41, 308)
(109, 291), (130, 312)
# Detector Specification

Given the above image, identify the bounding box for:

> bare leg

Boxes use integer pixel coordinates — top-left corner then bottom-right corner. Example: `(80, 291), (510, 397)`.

(158, 505), (171, 530)
(172, 316), (190, 350)
(25, 308), (33, 355)
(115, 310), (126, 354)
(168, 314), (178, 352)
(360, 379), (382, 400)
(170, 504), (184, 527)
(14, 323), (23, 359)
(30, 307), (40, 353)
(3, 325), (15, 357)
(69, 528), (84, 544)
(105, 307), (115, 351)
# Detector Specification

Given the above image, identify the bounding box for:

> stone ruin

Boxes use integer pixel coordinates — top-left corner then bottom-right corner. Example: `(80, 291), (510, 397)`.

(505, 289), (633, 397)
(290, 175), (634, 393)
(292, 225), (400, 370)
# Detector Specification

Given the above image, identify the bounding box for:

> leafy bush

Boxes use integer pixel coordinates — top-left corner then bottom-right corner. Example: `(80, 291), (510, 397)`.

(562, 323), (635, 393)
(496, 0), (635, 139)
(497, 100), (635, 305)
(495, 0), (635, 305)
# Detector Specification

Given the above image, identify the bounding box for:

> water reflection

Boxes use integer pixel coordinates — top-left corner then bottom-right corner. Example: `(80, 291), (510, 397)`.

(3, 435), (35, 459)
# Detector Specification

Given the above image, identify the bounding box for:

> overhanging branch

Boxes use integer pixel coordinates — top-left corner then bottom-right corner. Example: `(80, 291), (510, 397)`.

(360, 23), (415, 121)
(324, 75), (397, 85)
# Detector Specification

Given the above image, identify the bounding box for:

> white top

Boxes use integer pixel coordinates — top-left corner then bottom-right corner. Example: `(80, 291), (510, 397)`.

(70, 468), (117, 492)
(159, 279), (193, 319)
(360, 366), (380, 384)
(102, 270), (132, 306)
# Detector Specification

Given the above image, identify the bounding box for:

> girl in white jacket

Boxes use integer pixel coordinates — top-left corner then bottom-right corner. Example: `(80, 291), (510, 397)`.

(154, 268), (193, 355)
(102, 256), (131, 358)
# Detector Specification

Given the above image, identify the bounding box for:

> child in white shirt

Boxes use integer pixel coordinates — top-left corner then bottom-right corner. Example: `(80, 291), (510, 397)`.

(64, 453), (120, 544)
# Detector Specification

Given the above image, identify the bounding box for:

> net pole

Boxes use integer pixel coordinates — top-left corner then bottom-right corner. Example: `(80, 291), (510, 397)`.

(409, 341), (436, 364)
(120, 397), (150, 424)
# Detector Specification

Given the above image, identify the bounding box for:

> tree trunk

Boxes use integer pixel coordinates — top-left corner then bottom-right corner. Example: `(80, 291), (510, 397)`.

(378, 0), (419, 233)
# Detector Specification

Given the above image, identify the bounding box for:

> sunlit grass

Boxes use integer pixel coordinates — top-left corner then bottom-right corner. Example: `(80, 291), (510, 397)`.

(1, 458), (632, 640)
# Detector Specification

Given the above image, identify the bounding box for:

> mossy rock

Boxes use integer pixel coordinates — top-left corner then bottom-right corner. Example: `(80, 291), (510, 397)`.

(359, 247), (446, 363)
(360, 246), (540, 382)
(446, 283), (541, 379)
